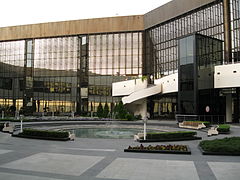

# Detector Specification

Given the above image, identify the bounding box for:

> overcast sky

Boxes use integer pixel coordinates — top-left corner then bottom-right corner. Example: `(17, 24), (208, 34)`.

(0, 0), (171, 27)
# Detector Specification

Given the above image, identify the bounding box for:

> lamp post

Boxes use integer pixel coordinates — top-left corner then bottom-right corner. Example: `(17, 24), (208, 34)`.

(143, 115), (148, 140)
(20, 115), (24, 133)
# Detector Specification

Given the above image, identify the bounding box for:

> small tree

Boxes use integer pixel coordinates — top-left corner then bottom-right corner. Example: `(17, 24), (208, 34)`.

(97, 103), (103, 118)
(103, 103), (109, 118)
(115, 101), (127, 119)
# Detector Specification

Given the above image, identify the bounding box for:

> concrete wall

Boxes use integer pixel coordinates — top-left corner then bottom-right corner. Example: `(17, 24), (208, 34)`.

(0, 15), (144, 41)
(154, 73), (178, 94)
(122, 84), (161, 104)
(125, 99), (147, 118)
(144, 0), (215, 29)
(112, 79), (147, 97)
(215, 63), (240, 88)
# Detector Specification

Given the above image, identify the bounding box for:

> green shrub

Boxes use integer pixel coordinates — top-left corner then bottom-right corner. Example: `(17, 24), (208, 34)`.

(97, 103), (104, 118)
(114, 101), (128, 119)
(103, 103), (109, 118)
(217, 124), (230, 132)
(0, 117), (14, 121)
(21, 128), (69, 139)
(199, 137), (240, 154)
(146, 131), (197, 140)
(125, 113), (135, 121)
(0, 123), (4, 131)
(134, 114), (142, 120)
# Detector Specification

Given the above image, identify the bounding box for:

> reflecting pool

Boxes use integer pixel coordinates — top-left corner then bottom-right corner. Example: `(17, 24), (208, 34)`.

(69, 128), (142, 139)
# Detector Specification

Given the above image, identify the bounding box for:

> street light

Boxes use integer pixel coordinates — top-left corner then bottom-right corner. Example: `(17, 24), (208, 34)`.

(143, 116), (147, 140)
(20, 115), (24, 133)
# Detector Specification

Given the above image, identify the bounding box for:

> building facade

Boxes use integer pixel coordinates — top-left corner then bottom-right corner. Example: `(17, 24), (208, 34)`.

(0, 0), (239, 122)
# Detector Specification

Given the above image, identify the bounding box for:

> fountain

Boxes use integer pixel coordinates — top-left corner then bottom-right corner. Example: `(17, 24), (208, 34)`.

(71, 127), (140, 139)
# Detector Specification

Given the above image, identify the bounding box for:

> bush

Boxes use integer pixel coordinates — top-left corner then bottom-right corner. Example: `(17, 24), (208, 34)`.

(103, 103), (109, 118)
(114, 101), (128, 119)
(97, 103), (104, 118)
(217, 124), (230, 132)
(125, 113), (135, 121)
(0, 117), (31, 122)
(0, 123), (4, 131)
(134, 114), (142, 120)
(0, 117), (13, 122)
(21, 128), (69, 139)
(146, 131), (197, 140)
(199, 137), (240, 154)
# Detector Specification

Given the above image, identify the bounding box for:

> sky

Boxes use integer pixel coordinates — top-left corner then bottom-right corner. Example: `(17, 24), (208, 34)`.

(0, 0), (171, 27)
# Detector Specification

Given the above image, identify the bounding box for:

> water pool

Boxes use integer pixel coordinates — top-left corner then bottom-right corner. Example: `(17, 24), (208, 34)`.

(69, 127), (142, 139)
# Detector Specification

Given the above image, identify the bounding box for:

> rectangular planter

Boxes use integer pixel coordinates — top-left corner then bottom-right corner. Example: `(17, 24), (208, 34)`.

(138, 136), (201, 143)
(12, 134), (70, 141)
(198, 145), (240, 156)
(124, 147), (191, 154)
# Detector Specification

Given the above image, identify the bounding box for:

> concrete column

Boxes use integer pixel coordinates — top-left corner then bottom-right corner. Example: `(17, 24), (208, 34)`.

(223, 0), (232, 63)
(226, 94), (232, 123)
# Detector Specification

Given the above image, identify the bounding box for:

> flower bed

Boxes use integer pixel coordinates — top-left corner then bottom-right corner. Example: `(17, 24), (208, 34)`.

(124, 144), (191, 154)
(138, 131), (201, 142)
(185, 121), (211, 127)
(199, 137), (240, 155)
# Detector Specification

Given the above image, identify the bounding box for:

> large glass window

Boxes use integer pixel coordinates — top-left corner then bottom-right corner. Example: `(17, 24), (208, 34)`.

(0, 40), (25, 110)
(88, 32), (142, 112)
(145, 1), (224, 78)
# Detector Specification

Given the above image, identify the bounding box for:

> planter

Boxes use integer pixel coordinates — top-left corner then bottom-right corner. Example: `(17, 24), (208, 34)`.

(138, 136), (202, 143)
(12, 133), (70, 141)
(199, 137), (240, 156)
(198, 145), (240, 156)
(124, 144), (191, 154)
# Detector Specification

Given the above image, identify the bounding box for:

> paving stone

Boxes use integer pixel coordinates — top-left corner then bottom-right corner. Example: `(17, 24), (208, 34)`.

(0, 172), (63, 180)
(0, 149), (12, 155)
(97, 158), (199, 180)
(208, 162), (240, 180)
(0, 153), (104, 176)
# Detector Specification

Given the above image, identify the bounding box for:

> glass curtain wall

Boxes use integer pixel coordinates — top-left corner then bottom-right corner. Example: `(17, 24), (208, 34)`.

(145, 1), (224, 117)
(88, 32), (143, 112)
(145, 1), (224, 78)
(0, 41), (25, 113)
(34, 37), (79, 113)
(232, 0), (240, 62)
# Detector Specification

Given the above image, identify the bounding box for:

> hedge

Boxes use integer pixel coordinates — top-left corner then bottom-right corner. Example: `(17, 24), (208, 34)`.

(217, 124), (230, 133)
(0, 118), (14, 122)
(0, 123), (4, 131)
(20, 128), (69, 139)
(0, 118), (31, 122)
(199, 137), (240, 154)
(146, 131), (197, 140)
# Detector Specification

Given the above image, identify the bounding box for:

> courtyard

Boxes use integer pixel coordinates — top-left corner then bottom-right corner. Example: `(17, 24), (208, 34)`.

(0, 120), (240, 180)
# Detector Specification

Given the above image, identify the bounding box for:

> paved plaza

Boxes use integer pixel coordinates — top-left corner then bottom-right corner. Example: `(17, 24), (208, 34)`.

(0, 121), (240, 180)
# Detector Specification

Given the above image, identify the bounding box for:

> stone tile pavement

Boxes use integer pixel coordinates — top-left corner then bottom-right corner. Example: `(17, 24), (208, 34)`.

(0, 121), (240, 180)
